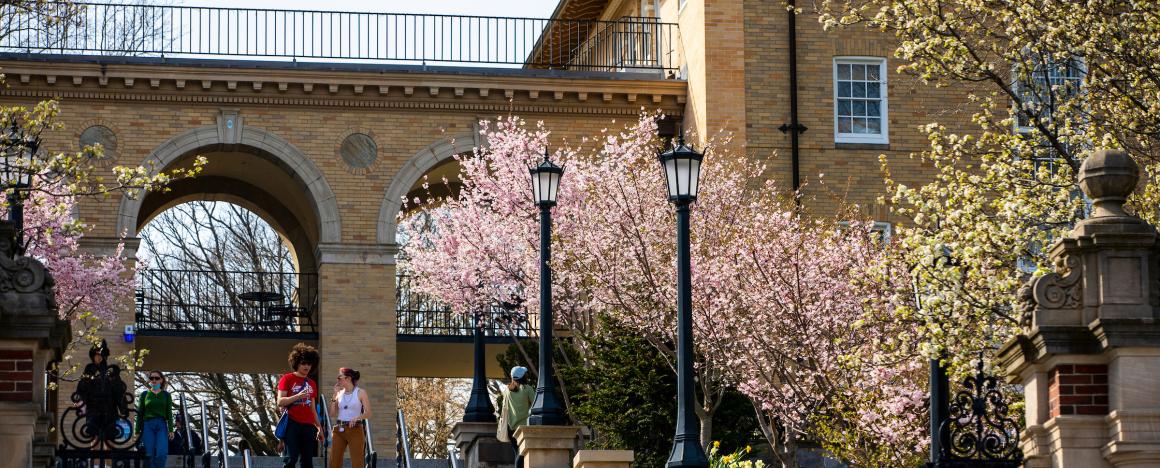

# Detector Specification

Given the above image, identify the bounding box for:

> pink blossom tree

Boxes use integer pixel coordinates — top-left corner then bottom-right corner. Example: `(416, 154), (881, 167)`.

(400, 114), (925, 466)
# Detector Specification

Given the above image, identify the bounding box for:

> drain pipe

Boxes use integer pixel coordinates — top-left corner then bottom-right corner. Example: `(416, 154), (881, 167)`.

(778, 0), (807, 195)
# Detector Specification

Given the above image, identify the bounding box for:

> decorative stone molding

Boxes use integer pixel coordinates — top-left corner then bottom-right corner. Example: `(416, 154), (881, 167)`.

(378, 131), (478, 245)
(1001, 149), (1160, 467)
(115, 124), (342, 243)
(75, 120), (120, 167)
(216, 109), (244, 145)
(335, 128), (381, 175)
(315, 243), (397, 266)
(0, 59), (688, 116)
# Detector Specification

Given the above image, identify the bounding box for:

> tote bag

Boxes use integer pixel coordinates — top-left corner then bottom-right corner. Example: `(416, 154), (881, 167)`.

(275, 412), (290, 439)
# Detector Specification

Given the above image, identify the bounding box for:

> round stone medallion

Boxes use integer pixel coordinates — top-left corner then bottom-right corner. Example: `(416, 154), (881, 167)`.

(79, 125), (118, 163)
(340, 133), (378, 170)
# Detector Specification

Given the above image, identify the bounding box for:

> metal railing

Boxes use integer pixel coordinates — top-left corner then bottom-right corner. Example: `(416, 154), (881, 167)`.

(135, 268), (319, 334)
(396, 273), (531, 338)
(395, 410), (413, 468)
(0, 2), (679, 72)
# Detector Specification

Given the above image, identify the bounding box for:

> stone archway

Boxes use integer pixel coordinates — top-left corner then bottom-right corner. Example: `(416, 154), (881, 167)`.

(116, 115), (341, 245)
(376, 131), (477, 246)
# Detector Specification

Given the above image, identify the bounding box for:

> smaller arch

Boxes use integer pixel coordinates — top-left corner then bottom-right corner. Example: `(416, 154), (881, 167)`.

(377, 132), (478, 246)
(116, 125), (341, 244)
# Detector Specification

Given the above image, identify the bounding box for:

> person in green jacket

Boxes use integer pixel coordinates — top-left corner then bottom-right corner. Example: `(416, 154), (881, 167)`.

(136, 370), (174, 468)
(500, 366), (535, 468)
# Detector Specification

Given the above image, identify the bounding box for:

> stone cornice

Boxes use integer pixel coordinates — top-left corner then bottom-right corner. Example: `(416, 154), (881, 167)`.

(0, 58), (687, 114)
(316, 243), (397, 266)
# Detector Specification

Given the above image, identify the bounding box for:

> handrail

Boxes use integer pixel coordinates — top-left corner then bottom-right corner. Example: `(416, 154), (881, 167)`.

(319, 397), (332, 468)
(364, 419), (378, 468)
(180, 394), (194, 468)
(396, 410), (413, 468)
(447, 442), (463, 468)
(218, 404), (231, 468)
(200, 401), (211, 468)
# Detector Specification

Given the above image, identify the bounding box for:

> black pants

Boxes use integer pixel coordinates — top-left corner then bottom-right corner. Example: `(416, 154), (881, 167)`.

(507, 428), (524, 468)
(282, 419), (318, 468)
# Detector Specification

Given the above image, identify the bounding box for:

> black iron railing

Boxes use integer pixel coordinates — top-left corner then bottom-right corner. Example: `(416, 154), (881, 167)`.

(0, 2), (680, 72)
(395, 273), (530, 338)
(135, 268), (318, 334)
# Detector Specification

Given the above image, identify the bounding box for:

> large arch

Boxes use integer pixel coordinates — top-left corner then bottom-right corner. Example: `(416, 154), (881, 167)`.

(376, 131), (477, 246)
(116, 123), (341, 245)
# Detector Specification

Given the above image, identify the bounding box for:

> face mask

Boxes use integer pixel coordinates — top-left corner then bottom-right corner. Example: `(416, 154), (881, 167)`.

(151, 383), (161, 391)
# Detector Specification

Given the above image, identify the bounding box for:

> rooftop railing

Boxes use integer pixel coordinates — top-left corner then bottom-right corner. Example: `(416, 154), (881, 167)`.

(0, 2), (680, 73)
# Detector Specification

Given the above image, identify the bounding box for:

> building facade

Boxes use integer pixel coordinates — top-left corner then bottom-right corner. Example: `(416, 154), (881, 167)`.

(0, 0), (974, 459)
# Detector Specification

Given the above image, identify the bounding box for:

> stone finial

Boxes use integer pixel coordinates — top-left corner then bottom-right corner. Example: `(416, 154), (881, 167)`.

(1078, 149), (1139, 219)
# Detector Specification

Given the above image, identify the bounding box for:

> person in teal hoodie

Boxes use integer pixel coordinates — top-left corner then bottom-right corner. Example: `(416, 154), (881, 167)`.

(136, 370), (174, 468)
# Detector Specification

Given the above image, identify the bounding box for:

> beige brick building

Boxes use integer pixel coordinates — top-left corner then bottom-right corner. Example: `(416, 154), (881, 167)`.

(0, 0), (973, 460)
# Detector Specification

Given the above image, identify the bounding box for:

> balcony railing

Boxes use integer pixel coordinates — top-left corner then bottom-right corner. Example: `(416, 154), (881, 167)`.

(396, 273), (530, 339)
(0, 2), (679, 73)
(135, 268), (318, 335)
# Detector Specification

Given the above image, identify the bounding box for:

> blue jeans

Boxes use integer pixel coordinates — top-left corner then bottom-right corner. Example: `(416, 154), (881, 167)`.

(141, 417), (169, 468)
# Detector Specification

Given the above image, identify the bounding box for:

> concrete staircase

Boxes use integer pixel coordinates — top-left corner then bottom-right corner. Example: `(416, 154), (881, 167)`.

(163, 455), (455, 468)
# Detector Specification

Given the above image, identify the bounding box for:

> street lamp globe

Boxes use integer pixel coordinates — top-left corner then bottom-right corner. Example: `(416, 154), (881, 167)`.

(657, 134), (703, 203)
(1, 120), (37, 189)
(529, 152), (564, 207)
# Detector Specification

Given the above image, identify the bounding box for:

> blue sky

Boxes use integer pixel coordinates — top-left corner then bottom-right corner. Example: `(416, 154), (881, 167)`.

(185, 0), (559, 17)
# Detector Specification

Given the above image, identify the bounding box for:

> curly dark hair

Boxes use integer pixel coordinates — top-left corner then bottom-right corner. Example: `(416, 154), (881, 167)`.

(287, 343), (319, 371)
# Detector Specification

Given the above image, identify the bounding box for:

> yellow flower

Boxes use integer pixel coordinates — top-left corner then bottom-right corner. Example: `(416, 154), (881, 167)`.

(745, 445), (752, 453)
(713, 441), (720, 449)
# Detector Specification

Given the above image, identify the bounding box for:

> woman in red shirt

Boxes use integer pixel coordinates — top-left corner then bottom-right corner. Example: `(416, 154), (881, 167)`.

(277, 343), (323, 468)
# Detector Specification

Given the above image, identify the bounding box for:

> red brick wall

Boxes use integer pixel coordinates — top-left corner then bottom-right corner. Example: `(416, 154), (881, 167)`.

(1048, 364), (1108, 417)
(0, 349), (34, 402)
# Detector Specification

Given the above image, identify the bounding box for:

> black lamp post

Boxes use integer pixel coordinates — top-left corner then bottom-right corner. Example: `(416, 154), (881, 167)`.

(658, 134), (709, 468)
(1, 120), (38, 255)
(527, 151), (567, 426)
(463, 308), (497, 423)
(912, 246), (956, 466)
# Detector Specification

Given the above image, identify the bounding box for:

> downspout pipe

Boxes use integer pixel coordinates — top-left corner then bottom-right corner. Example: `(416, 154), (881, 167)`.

(778, 0), (807, 194)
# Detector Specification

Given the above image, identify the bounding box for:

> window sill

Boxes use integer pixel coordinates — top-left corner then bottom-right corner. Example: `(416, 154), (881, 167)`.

(835, 142), (890, 150)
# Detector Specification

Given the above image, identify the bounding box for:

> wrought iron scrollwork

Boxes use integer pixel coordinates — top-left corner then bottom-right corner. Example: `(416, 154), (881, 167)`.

(56, 340), (145, 468)
(936, 359), (1023, 467)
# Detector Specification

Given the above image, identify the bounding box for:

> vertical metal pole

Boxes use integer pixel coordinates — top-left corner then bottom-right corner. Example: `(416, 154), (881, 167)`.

(929, 353), (949, 465)
(181, 393), (194, 468)
(219, 405), (230, 468)
(463, 310), (497, 422)
(201, 401), (210, 468)
(666, 202), (708, 468)
(8, 188), (22, 255)
(528, 205), (566, 425)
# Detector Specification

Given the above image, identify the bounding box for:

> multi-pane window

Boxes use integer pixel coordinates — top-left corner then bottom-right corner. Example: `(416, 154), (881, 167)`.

(834, 58), (888, 144)
(1015, 57), (1085, 131)
(1013, 57), (1087, 174)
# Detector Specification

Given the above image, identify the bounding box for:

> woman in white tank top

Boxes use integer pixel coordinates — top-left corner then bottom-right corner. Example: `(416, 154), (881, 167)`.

(327, 367), (372, 468)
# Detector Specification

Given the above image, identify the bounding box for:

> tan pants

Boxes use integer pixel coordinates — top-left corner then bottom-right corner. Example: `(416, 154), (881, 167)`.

(328, 423), (365, 468)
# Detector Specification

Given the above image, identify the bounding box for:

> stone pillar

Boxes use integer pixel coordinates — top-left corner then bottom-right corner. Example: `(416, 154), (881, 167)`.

(514, 425), (581, 468)
(0, 221), (70, 468)
(572, 450), (634, 468)
(453, 421), (514, 468)
(999, 150), (1160, 467)
(316, 243), (398, 457)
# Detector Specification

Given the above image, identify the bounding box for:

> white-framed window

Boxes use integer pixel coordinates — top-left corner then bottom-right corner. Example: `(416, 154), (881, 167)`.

(1014, 56), (1085, 133)
(837, 221), (893, 246)
(834, 57), (889, 144)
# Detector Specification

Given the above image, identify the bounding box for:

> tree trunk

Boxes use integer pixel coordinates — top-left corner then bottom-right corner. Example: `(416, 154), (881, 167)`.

(700, 414), (713, 448)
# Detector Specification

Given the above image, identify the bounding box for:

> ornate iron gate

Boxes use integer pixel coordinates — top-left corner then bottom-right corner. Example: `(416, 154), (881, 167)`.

(56, 341), (147, 468)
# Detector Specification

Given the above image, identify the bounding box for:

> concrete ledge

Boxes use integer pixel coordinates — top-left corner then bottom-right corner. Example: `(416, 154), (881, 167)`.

(515, 425), (581, 468)
(573, 449), (633, 468)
